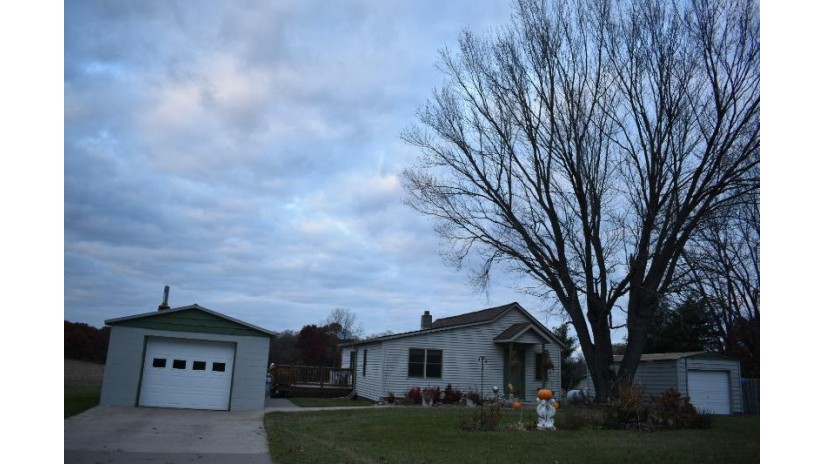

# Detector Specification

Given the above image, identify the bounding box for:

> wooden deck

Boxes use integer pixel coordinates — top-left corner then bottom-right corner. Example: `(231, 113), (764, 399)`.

(269, 364), (354, 398)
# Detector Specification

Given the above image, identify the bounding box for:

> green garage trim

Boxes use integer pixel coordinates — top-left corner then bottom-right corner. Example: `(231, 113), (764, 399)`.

(107, 305), (273, 338)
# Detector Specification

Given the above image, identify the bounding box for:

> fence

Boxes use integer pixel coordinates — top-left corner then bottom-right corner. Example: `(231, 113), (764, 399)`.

(741, 378), (759, 414)
(269, 364), (353, 397)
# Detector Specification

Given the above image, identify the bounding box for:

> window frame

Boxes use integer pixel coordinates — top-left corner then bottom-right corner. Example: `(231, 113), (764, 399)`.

(407, 348), (443, 379)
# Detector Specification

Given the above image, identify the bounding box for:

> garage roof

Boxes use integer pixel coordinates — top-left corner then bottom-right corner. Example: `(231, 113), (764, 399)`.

(105, 304), (275, 338)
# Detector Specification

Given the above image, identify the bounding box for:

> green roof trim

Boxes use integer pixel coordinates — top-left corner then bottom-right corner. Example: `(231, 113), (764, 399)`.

(106, 304), (274, 338)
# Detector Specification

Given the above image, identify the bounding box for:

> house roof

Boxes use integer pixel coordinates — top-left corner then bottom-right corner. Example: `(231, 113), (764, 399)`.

(431, 302), (516, 329)
(105, 304), (276, 337)
(343, 302), (562, 347)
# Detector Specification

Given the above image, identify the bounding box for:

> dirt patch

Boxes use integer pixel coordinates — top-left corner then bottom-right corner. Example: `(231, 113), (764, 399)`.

(65, 359), (105, 387)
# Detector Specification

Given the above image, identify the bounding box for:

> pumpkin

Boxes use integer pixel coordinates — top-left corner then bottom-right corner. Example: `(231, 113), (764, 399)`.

(538, 388), (553, 401)
(513, 401), (522, 410)
(553, 402), (560, 410)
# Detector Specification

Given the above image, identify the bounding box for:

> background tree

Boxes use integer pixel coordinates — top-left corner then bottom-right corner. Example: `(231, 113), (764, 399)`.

(551, 323), (580, 390)
(65, 321), (110, 363)
(268, 330), (301, 365)
(402, 0), (759, 400)
(323, 308), (364, 341)
(682, 199), (760, 377)
(643, 298), (716, 354)
(296, 324), (339, 366)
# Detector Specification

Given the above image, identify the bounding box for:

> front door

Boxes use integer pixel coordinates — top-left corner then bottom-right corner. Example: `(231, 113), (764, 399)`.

(504, 345), (526, 400)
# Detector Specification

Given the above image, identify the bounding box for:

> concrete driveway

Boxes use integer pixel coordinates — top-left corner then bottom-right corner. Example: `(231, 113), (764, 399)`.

(65, 406), (273, 464)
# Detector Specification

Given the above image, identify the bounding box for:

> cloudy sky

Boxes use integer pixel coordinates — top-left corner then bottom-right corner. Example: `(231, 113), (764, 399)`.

(62, 0), (584, 336)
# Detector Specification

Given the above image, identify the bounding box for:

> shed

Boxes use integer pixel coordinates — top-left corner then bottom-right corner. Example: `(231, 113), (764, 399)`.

(100, 303), (273, 411)
(586, 351), (743, 414)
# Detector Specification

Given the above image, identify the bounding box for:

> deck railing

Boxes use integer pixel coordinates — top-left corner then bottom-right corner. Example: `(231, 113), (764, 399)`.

(269, 364), (353, 390)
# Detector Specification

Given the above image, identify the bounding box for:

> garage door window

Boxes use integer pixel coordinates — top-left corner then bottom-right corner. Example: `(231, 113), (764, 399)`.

(152, 358), (167, 368)
(193, 361), (206, 371)
(213, 362), (226, 372)
(173, 359), (187, 369)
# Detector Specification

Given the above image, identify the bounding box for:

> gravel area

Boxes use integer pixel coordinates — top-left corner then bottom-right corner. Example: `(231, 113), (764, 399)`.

(65, 359), (105, 387)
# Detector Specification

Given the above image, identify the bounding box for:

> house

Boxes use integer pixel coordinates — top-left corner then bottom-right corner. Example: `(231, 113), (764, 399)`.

(340, 302), (563, 402)
(585, 351), (743, 414)
(100, 298), (273, 411)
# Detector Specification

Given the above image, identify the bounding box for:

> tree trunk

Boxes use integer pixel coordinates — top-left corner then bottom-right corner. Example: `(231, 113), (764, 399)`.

(618, 286), (656, 387)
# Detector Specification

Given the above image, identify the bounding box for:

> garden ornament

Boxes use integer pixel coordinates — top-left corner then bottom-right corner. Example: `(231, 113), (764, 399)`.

(536, 398), (557, 430)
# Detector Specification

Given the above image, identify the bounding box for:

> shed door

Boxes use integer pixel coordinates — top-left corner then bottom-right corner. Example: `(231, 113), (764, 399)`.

(687, 370), (731, 414)
(139, 338), (235, 410)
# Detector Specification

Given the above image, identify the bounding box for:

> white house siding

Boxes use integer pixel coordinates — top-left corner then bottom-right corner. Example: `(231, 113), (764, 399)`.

(100, 326), (269, 411)
(349, 309), (561, 402)
(680, 358), (743, 414)
(352, 342), (385, 401)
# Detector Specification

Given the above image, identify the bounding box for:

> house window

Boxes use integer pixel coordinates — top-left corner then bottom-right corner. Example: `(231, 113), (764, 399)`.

(192, 361), (206, 371)
(408, 349), (442, 378)
(362, 349), (368, 376)
(212, 362), (226, 372)
(152, 358), (167, 368)
(172, 359), (186, 370)
(535, 353), (546, 381)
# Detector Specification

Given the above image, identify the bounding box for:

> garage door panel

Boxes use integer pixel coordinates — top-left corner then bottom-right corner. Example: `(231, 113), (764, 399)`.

(139, 338), (235, 410)
(687, 370), (731, 415)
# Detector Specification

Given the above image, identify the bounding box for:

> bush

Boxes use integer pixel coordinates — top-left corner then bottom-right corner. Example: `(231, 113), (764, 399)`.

(459, 402), (504, 431)
(604, 383), (648, 430)
(649, 389), (710, 430)
(405, 387), (422, 404)
(443, 384), (463, 404)
(422, 386), (441, 404)
(556, 405), (607, 430)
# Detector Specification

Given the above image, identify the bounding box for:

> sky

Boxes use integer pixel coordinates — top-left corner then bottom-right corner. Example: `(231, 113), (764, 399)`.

(62, 0), (580, 337)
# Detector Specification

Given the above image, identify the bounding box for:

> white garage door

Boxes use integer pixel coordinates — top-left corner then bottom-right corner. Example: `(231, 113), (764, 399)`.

(687, 370), (731, 414)
(139, 338), (235, 410)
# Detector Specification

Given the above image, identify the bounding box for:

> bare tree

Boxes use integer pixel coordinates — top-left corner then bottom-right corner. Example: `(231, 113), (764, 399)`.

(402, 0), (759, 401)
(683, 198), (759, 376)
(323, 308), (364, 340)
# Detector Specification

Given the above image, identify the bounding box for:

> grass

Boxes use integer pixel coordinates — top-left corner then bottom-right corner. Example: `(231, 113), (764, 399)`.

(264, 406), (759, 464)
(287, 397), (375, 408)
(65, 387), (101, 418)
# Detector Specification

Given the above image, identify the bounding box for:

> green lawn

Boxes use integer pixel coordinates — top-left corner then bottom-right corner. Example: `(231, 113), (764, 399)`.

(287, 397), (375, 408)
(65, 387), (101, 418)
(264, 406), (759, 464)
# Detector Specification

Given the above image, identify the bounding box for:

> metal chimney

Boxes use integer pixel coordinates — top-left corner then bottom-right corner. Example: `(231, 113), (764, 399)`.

(421, 310), (432, 330)
(158, 285), (170, 311)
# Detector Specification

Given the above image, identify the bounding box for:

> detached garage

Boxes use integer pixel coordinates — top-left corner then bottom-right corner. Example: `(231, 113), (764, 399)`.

(587, 351), (744, 414)
(100, 303), (273, 411)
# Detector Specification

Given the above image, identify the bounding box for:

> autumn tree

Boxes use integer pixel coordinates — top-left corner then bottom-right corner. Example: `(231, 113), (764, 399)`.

(402, 0), (759, 400)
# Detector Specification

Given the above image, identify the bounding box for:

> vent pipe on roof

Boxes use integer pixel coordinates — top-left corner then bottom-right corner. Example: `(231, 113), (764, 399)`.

(158, 285), (170, 311)
(421, 310), (432, 330)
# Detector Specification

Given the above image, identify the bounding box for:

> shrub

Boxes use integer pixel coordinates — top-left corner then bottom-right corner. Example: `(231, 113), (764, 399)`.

(604, 383), (648, 430)
(458, 401), (504, 431)
(405, 387), (422, 404)
(556, 405), (606, 430)
(649, 389), (706, 430)
(443, 384), (463, 404)
(422, 386), (441, 404)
